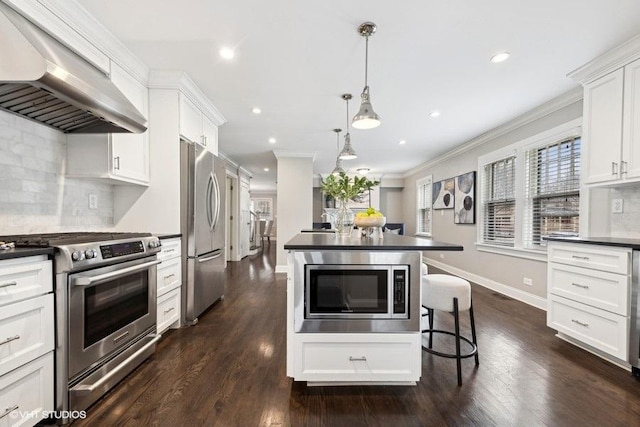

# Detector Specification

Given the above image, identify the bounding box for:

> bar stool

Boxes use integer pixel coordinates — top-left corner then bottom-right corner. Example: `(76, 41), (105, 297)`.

(421, 272), (479, 386)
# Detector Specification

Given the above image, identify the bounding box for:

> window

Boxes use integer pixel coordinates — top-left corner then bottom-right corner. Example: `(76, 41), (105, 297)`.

(477, 119), (581, 257)
(251, 198), (273, 220)
(416, 175), (432, 236)
(481, 156), (516, 246)
(524, 137), (581, 248)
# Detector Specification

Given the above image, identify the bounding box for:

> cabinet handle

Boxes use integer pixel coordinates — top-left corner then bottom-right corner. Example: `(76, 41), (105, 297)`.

(164, 274), (175, 280)
(571, 319), (589, 327)
(164, 307), (175, 315)
(571, 282), (589, 289)
(349, 356), (367, 362)
(621, 160), (628, 175)
(0, 335), (20, 346)
(571, 255), (590, 261)
(114, 156), (120, 170)
(0, 405), (19, 419)
(0, 281), (17, 289)
(611, 161), (618, 176)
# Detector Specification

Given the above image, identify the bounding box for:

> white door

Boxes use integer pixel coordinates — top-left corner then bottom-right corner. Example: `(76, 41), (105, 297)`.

(239, 179), (251, 258)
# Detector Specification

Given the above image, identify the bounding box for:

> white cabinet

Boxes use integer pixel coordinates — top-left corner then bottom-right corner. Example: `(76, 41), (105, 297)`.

(582, 58), (640, 185)
(66, 62), (150, 186)
(547, 242), (632, 361)
(0, 255), (54, 425)
(179, 94), (219, 155)
(157, 238), (182, 334)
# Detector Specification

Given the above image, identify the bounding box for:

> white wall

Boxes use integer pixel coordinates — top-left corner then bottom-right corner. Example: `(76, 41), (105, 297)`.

(275, 156), (313, 270)
(0, 110), (114, 234)
(402, 94), (583, 303)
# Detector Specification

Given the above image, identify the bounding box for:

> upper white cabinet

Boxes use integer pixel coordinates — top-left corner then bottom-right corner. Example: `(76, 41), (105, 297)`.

(570, 36), (640, 186)
(66, 62), (150, 185)
(179, 93), (219, 155)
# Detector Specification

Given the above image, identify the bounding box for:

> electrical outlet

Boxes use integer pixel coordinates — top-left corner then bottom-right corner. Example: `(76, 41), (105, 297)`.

(612, 198), (624, 213)
(89, 194), (98, 209)
(523, 277), (533, 286)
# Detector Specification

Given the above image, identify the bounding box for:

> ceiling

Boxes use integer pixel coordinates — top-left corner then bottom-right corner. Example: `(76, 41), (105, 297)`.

(76, 0), (640, 191)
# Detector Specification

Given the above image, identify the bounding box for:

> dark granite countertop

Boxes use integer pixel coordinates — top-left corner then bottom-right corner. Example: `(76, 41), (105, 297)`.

(546, 236), (640, 250)
(0, 247), (55, 261)
(284, 233), (463, 251)
(156, 233), (182, 240)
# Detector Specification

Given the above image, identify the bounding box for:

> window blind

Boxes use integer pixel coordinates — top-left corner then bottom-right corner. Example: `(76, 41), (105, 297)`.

(416, 177), (432, 235)
(481, 156), (516, 246)
(523, 137), (581, 248)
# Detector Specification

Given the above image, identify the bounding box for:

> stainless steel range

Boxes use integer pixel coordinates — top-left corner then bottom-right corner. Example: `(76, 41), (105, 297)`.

(9, 232), (162, 423)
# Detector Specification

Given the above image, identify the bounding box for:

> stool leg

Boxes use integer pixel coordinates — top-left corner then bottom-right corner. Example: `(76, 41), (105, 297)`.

(469, 298), (479, 366)
(428, 308), (434, 349)
(453, 297), (462, 386)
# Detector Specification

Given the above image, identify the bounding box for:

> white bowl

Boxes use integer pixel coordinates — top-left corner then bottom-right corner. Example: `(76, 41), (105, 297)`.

(354, 216), (386, 228)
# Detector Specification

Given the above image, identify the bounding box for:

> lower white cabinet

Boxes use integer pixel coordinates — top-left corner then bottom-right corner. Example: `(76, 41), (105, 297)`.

(157, 237), (182, 334)
(291, 333), (421, 383)
(0, 352), (54, 427)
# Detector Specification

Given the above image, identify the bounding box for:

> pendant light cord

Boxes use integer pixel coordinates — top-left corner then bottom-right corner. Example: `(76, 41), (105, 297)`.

(364, 36), (369, 88)
(345, 97), (350, 133)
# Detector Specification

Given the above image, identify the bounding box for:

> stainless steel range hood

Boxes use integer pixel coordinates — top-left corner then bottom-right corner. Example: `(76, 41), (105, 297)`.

(0, 3), (147, 134)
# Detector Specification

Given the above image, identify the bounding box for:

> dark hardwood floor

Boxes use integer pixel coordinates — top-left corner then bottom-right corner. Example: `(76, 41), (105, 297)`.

(76, 244), (640, 427)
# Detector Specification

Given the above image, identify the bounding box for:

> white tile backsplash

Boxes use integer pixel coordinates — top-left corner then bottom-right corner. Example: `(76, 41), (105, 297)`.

(0, 110), (113, 235)
(610, 185), (640, 238)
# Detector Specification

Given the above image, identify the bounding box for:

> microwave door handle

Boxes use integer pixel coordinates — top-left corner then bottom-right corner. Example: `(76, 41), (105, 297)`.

(72, 260), (161, 287)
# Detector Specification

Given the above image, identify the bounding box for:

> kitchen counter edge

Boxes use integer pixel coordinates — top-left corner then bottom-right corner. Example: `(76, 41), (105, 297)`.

(156, 233), (182, 240)
(546, 236), (640, 250)
(284, 233), (463, 251)
(0, 247), (55, 260)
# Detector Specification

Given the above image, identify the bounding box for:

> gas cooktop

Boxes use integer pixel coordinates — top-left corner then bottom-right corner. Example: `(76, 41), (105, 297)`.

(3, 232), (154, 247)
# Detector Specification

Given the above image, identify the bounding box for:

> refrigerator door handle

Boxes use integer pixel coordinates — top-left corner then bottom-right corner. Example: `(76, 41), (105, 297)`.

(206, 173), (215, 229)
(211, 172), (221, 230)
(198, 250), (223, 263)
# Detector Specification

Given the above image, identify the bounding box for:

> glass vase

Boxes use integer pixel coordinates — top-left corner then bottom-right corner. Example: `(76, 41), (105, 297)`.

(335, 199), (354, 237)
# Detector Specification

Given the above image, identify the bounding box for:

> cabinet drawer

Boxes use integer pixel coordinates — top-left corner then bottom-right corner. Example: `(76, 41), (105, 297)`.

(0, 295), (54, 377)
(157, 257), (181, 297)
(157, 288), (180, 334)
(294, 334), (421, 382)
(158, 239), (181, 262)
(0, 352), (53, 427)
(547, 243), (630, 274)
(0, 257), (52, 308)
(548, 263), (629, 315)
(547, 295), (628, 360)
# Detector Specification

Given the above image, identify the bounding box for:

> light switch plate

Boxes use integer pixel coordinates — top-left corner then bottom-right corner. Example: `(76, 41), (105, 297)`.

(612, 198), (624, 213)
(89, 194), (98, 209)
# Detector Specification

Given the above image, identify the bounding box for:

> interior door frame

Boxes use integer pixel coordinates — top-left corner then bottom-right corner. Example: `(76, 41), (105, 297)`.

(226, 172), (239, 262)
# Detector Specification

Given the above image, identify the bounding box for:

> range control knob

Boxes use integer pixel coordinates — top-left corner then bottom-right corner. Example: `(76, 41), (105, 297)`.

(148, 240), (161, 249)
(71, 251), (85, 261)
(85, 249), (96, 259)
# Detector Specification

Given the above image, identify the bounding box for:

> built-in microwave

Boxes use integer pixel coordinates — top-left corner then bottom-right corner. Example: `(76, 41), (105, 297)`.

(291, 251), (421, 333)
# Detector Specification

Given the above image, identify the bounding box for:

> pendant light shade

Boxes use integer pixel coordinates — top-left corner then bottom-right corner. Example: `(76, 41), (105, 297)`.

(339, 93), (357, 160)
(330, 128), (345, 175)
(352, 22), (381, 130)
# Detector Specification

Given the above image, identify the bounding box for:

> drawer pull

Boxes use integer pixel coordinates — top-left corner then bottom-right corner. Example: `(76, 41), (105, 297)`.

(0, 281), (17, 289)
(164, 307), (175, 315)
(165, 249), (175, 253)
(571, 319), (589, 327)
(0, 335), (20, 346)
(349, 356), (367, 362)
(571, 282), (589, 289)
(571, 255), (590, 261)
(0, 405), (19, 419)
(164, 274), (175, 280)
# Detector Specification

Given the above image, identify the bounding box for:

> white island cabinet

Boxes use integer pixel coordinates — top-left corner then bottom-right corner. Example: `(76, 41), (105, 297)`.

(284, 233), (463, 385)
(0, 252), (54, 426)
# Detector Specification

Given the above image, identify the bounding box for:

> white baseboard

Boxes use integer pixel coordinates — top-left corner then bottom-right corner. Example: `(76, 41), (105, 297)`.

(275, 265), (288, 274)
(424, 258), (547, 311)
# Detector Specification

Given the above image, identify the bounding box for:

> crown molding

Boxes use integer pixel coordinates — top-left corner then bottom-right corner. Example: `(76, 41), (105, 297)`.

(568, 34), (640, 84)
(148, 70), (226, 126)
(217, 151), (239, 169)
(272, 150), (316, 161)
(403, 87), (583, 178)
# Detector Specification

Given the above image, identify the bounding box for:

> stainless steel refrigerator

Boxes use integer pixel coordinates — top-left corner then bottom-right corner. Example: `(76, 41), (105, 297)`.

(180, 141), (226, 325)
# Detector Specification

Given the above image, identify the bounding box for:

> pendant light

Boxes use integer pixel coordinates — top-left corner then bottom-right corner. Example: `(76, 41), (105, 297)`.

(330, 128), (345, 175)
(352, 22), (381, 130)
(339, 94), (357, 160)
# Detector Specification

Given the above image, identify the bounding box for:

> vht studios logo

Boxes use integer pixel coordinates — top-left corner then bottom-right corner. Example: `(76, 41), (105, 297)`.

(9, 409), (87, 421)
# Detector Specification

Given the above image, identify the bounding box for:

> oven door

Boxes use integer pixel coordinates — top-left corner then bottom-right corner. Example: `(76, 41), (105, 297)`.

(67, 255), (159, 379)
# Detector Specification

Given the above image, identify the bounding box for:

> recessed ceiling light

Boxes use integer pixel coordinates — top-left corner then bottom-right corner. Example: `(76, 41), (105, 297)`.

(428, 111), (440, 118)
(398, 140), (406, 145)
(219, 47), (235, 60)
(264, 168), (269, 172)
(490, 52), (510, 63)
(251, 107), (262, 114)
(268, 137), (276, 144)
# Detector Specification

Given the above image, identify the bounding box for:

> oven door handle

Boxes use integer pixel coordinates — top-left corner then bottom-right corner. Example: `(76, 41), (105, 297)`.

(73, 334), (161, 394)
(72, 260), (161, 287)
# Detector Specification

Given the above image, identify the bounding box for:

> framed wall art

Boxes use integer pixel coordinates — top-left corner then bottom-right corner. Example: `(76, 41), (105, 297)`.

(432, 178), (455, 209)
(454, 171), (475, 224)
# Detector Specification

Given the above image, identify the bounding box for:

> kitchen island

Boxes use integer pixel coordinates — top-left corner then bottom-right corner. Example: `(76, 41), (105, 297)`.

(284, 232), (462, 385)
